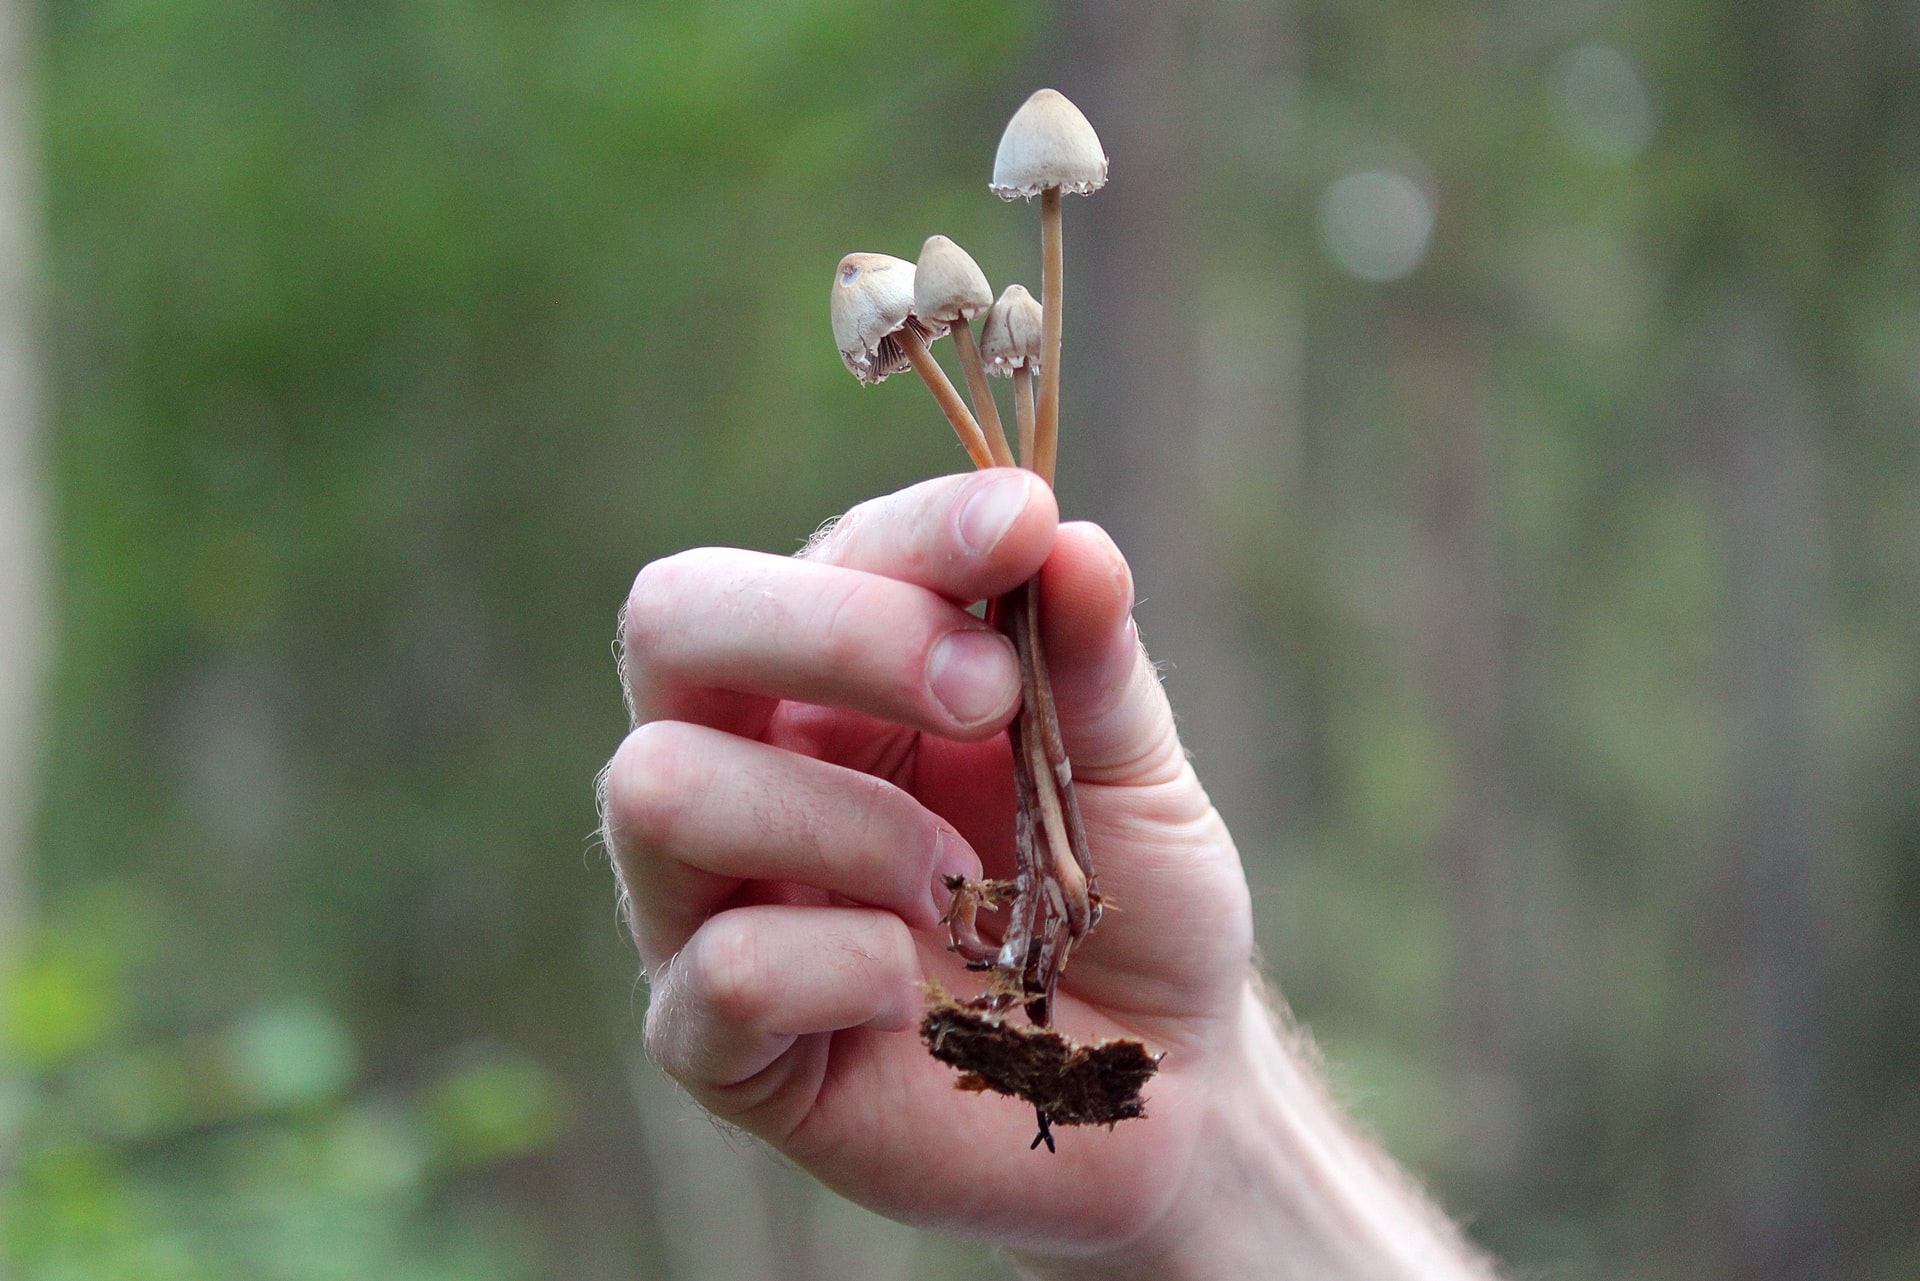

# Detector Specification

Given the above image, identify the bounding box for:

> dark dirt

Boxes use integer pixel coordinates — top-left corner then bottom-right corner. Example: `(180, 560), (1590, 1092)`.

(920, 996), (1161, 1127)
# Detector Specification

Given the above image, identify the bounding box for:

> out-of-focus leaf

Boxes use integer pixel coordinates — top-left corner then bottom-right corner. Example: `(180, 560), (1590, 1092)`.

(423, 1047), (565, 1167)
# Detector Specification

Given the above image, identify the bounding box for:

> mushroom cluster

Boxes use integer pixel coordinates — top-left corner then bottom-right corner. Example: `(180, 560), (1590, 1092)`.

(830, 90), (1152, 1152)
(831, 87), (1105, 487)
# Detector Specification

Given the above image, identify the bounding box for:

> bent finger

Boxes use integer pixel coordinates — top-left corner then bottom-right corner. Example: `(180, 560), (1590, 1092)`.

(623, 548), (1021, 738)
(645, 905), (920, 1103)
(604, 721), (984, 967)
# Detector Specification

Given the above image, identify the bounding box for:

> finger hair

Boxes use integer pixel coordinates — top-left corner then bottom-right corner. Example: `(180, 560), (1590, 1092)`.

(796, 511), (844, 559)
(593, 754), (640, 948)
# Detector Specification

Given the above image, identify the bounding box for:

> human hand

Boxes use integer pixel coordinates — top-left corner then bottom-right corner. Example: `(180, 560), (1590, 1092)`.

(601, 468), (1259, 1259)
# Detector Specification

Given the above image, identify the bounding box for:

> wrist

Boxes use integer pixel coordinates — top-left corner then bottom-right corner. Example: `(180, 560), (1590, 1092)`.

(1012, 978), (1499, 1281)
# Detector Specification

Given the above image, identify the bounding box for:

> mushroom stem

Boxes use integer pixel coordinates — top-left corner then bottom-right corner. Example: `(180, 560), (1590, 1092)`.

(1036, 186), (1065, 484)
(949, 322), (1016, 468)
(1013, 366), (1038, 470)
(899, 326), (996, 470)
(989, 578), (1101, 1027)
(1024, 702), (1090, 937)
(1021, 578), (1098, 915)
(990, 593), (1044, 982)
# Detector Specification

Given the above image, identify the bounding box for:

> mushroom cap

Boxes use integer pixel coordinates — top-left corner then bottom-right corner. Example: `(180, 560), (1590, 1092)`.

(831, 253), (946, 385)
(979, 283), (1044, 376)
(914, 235), (994, 324)
(989, 88), (1109, 200)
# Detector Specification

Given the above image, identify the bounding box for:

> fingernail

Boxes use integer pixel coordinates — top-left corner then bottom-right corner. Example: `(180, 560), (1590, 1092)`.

(933, 828), (982, 885)
(926, 629), (1019, 727)
(957, 471), (1031, 557)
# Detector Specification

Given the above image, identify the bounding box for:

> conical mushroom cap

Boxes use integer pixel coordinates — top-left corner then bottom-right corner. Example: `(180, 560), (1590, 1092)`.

(979, 283), (1044, 376)
(989, 88), (1108, 200)
(914, 235), (994, 324)
(831, 253), (946, 385)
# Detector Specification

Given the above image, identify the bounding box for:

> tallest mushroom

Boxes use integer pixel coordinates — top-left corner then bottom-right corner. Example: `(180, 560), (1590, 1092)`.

(989, 89), (1108, 484)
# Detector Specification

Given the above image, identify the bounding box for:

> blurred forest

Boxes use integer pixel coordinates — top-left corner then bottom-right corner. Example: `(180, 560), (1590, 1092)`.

(2, 0), (1918, 1277)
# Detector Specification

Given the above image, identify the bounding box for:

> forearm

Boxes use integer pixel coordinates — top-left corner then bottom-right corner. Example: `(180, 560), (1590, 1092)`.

(1012, 979), (1501, 1281)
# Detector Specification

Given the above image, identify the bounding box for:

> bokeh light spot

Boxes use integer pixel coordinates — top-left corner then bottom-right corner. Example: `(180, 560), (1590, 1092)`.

(1317, 170), (1435, 283)
(425, 1048), (565, 1167)
(226, 1003), (357, 1110)
(1551, 44), (1655, 157)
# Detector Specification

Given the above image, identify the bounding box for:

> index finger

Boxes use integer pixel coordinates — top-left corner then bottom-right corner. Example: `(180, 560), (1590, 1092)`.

(802, 468), (1057, 603)
(615, 470), (1055, 739)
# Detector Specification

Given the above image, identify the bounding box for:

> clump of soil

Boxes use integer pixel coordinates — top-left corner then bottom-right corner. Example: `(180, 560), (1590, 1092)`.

(920, 993), (1160, 1127)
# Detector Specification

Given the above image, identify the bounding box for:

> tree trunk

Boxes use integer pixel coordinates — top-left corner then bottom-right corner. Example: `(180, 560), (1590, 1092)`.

(1387, 282), (1548, 1214)
(1700, 303), (1833, 1281)
(1045, 0), (1296, 851)
(0, 0), (47, 958)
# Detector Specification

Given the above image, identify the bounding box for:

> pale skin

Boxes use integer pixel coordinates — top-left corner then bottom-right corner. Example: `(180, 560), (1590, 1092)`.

(602, 468), (1503, 1280)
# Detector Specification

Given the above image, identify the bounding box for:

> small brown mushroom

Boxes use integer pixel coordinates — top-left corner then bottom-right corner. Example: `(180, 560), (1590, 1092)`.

(831, 253), (996, 469)
(915, 236), (1014, 468)
(830, 252), (930, 383)
(979, 283), (1044, 470)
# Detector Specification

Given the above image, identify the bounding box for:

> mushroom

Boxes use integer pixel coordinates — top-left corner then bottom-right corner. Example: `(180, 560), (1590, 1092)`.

(979, 283), (1044, 470)
(831, 252), (996, 470)
(915, 235), (1015, 468)
(989, 89), (1108, 484)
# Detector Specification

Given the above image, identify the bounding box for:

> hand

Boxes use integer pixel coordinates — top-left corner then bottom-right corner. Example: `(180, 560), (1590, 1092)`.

(601, 471), (1500, 1280)
(601, 468), (1255, 1256)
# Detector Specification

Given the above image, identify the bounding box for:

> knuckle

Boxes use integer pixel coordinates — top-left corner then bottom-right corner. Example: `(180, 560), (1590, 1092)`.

(621, 563), (672, 672)
(624, 550), (708, 663)
(845, 773), (919, 886)
(604, 722), (698, 855)
(810, 574), (871, 667)
(683, 913), (773, 1029)
(641, 973), (693, 1078)
(824, 913), (918, 1027)
(856, 911), (918, 978)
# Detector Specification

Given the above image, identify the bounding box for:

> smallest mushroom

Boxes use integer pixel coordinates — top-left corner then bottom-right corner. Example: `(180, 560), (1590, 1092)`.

(979, 283), (1045, 470)
(831, 252), (995, 469)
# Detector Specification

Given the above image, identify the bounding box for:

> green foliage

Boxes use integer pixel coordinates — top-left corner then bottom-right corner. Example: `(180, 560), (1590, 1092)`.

(1204, 0), (1919, 1273)
(34, 0), (1033, 1274)
(25, 0), (1920, 1276)
(2, 886), (563, 1280)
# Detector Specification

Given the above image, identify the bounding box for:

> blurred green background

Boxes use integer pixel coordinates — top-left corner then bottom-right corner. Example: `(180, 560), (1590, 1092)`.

(1, 0), (1916, 1277)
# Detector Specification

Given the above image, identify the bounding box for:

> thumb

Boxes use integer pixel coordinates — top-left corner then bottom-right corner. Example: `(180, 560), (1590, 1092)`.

(1036, 522), (1185, 788)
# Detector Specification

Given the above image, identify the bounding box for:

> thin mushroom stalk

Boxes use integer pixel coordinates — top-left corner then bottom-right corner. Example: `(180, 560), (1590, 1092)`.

(1014, 367), (1037, 468)
(950, 324), (1013, 467)
(977, 279), (1097, 1022)
(895, 326), (998, 470)
(978, 277), (1091, 1022)
(1037, 187), (1063, 481)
